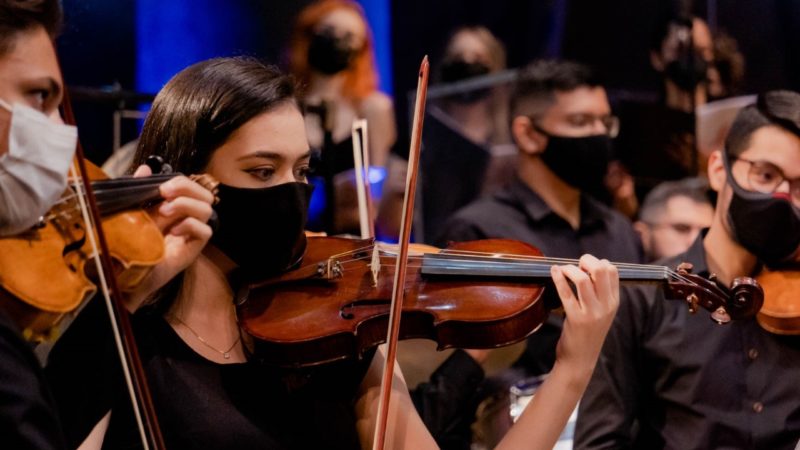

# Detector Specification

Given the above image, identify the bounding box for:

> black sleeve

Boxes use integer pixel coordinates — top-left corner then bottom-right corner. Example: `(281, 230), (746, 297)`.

(0, 310), (67, 450)
(410, 349), (485, 450)
(45, 295), (123, 449)
(433, 214), (487, 247)
(573, 286), (651, 450)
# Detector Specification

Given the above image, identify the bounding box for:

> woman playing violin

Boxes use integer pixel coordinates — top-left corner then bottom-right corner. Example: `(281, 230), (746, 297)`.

(48, 56), (620, 450)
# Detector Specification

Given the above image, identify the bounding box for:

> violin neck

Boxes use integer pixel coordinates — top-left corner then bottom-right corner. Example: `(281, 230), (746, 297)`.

(420, 253), (668, 282)
(87, 174), (177, 216)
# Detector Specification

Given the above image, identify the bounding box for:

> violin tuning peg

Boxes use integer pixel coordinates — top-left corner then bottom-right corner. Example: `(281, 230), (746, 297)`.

(145, 155), (170, 174)
(677, 262), (694, 274)
(710, 306), (731, 324)
(686, 293), (699, 314)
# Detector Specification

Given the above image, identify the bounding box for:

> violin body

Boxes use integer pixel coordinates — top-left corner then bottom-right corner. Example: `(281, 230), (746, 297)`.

(238, 237), (548, 367)
(756, 268), (800, 335)
(0, 161), (163, 341)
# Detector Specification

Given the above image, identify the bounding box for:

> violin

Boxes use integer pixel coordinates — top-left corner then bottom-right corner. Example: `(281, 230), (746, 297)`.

(756, 267), (800, 334)
(237, 236), (764, 368)
(0, 158), (218, 341)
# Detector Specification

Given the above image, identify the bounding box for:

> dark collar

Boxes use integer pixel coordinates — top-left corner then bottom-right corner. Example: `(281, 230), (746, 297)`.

(498, 176), (608, 230)
(665, 230), (710, 276)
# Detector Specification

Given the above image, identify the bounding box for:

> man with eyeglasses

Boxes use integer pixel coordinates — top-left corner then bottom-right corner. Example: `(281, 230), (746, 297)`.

(634, 178), (714, 262)
(410, 60), (642, 450)
(575, 90), (800, 450)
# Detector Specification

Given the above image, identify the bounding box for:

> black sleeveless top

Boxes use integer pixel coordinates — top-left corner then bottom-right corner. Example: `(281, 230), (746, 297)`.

(47, 298), (373, 450)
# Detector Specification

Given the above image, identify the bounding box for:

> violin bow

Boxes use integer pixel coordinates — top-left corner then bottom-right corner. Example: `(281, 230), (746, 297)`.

(61, 88), (166, 450)
(371, 56), (429, 450)
(351, 118), (375, 239)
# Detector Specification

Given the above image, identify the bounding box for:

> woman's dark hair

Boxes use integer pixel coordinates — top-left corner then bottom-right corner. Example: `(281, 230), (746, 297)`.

(725, 90), (800, 158)
(0, 0), (62, 55)
(132, 57), (299, 174)
(132, 57), (299, 310)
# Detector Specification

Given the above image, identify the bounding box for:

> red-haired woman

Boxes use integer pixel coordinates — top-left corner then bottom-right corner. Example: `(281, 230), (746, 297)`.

(288, 0), (395, 233)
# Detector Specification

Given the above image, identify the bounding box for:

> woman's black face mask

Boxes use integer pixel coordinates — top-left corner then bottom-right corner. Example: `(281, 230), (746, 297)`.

(210, 182), (314, 279)
(307, 30), (357, 75)
(723, 152), (800, 266)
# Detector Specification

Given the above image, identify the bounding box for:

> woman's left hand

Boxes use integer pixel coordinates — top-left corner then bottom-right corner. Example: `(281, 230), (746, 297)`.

(125, 165), (215, 311)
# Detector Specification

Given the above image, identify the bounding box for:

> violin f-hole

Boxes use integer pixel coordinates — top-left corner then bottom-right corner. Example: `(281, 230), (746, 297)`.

(340, 299), (391, 319)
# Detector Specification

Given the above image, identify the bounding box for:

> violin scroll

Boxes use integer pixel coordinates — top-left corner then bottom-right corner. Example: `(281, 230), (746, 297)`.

(665, 263), (763, 323)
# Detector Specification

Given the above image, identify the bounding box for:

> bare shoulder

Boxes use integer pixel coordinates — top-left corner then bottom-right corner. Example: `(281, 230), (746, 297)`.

(360, 91), (394, 117)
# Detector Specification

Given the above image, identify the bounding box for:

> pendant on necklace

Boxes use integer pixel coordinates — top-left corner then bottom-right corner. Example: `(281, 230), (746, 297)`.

(223, 352), (231, 359)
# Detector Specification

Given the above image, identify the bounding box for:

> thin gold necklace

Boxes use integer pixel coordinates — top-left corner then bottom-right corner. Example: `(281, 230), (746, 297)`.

(173, 315), (241, 359)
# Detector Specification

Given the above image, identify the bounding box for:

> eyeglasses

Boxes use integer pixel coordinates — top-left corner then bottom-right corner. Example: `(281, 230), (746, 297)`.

(733, 157), (800, 205)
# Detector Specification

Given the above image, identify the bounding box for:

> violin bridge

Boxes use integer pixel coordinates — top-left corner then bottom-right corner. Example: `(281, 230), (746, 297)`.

(370, 245), (380, 287)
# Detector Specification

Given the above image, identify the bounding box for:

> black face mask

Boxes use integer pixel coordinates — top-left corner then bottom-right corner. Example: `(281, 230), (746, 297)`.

(307, 31), (356, 75)
(439, 59), (492, 103)
(664, 52), (709, 92)
(211, 182), (314, 279)
(536, 129), (614, 195)
(723, 153), (800, 265)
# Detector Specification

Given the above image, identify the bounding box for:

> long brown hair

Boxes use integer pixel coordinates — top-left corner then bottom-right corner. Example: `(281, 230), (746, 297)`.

(133, 57), (299, 175)
(288, 0), (378, 102)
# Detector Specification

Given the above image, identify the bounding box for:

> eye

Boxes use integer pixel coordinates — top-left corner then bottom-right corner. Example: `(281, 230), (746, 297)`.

(295, 165), (310, 182)
(567, 114), (592, 128)
(670, 223), (693, 234)
(245, 167), (275, 182)
(750, 163), (781, 185)
(26, 89), (50, 110)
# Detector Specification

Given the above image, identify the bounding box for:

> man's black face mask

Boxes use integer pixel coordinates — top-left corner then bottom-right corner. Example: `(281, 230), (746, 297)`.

(723, 152), (800, 266)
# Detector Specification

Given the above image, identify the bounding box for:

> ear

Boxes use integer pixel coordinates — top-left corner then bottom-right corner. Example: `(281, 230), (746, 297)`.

(707, 150), (727, 193)
(650, 50), (664, 72)
(632, 220), (652, 256)
(511, 115), (547, 156)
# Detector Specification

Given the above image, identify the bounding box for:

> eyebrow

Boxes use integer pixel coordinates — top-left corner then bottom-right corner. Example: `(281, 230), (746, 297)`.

(237, 149), (312, 162)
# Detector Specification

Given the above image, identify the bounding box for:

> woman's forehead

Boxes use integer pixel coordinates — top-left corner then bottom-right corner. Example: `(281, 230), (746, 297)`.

(317, 9), (365, 40)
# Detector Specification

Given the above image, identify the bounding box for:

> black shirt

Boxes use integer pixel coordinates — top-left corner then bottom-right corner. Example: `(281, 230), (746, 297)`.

(47, 297), (373, 450)
(574, 235), (800, 450)
(436, 176), (643, 375)
(0, 308), (67, 450)
(414, 177), (642, 449)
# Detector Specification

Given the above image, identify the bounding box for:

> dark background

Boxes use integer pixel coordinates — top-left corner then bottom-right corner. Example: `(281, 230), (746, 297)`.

(58, 0), (800, 163)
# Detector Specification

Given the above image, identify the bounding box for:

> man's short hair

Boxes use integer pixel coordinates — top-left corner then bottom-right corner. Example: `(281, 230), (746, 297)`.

(725, 90), (800, 158)
(639, 177), (711, 224)
(510, 59), (601, 118)
(0, 0), (62, 55)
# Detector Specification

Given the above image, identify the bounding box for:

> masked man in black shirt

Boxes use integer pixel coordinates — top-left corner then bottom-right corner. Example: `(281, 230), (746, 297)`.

(412, 59), (642, 449)
(575, 90), (800, 449)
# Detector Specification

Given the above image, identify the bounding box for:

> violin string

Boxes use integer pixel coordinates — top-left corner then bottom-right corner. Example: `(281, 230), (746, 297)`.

(330, 243), (675, 273)
(437, 248), (671, 271)
(337, 255), (674, 278)
(336, 251), (673, 275)
(40, 177), (171, 223)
